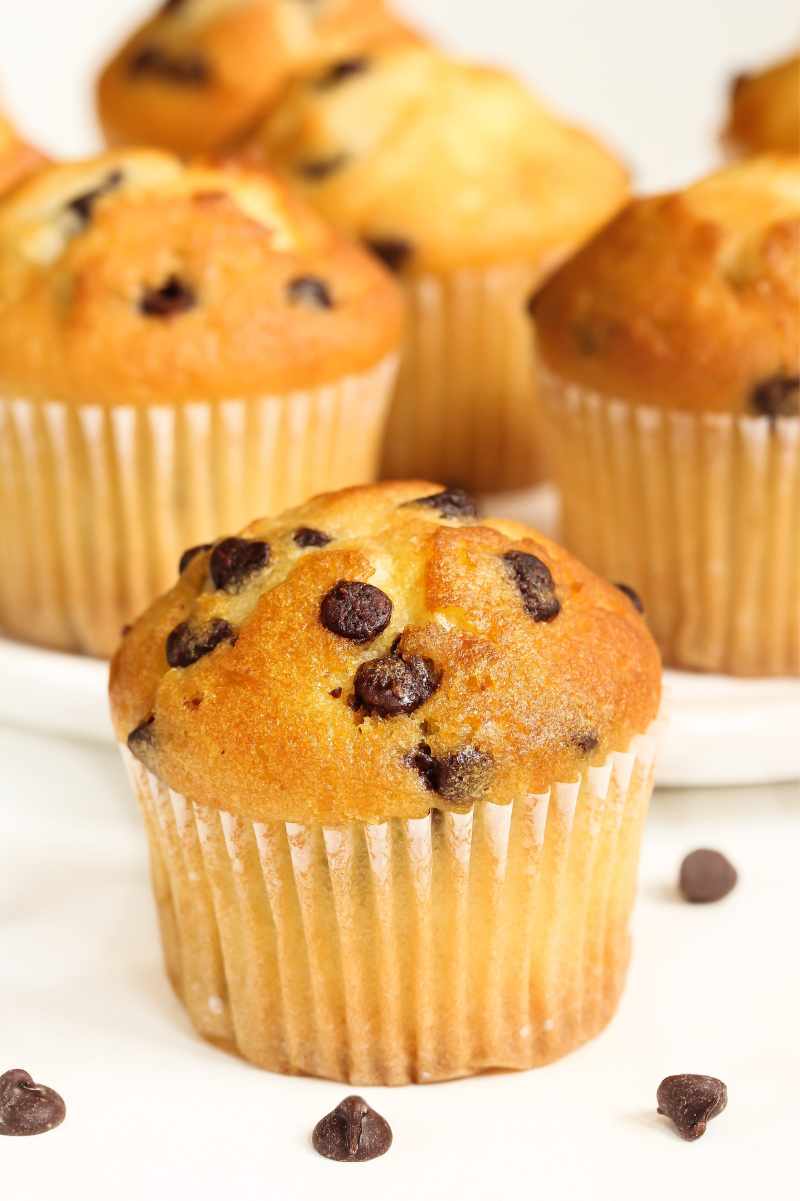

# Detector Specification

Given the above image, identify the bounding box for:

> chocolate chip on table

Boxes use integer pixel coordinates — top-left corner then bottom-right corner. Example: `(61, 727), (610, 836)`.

(751, 373), (800, 418)
(166, 618), (235, 668)
(0, 1069), (66, 1137)
(405, 488), (478, 520)
(210, 537), (271, 593)
(503, 551), (560, 622)
(129, 46), (210, 85)
(615, 582), (645, 614)
(312, 1095), (392, 1162)
(294, 527), (333, 548)
(179, 542), (213, 574)
(679, 849), (738, 903)
(656, 1075), (727, 1141)
(406, 743), (493, 804)
(298, 153), (350, 181)
(317, 57), (370, 89)
(354, 652), (438, 716)
(320, 581), (392, 643)
(365, 238), (413, 273)
(67, 169), (124, 226)
(140, 275), (197, 319)
(287, 276), (333, 310)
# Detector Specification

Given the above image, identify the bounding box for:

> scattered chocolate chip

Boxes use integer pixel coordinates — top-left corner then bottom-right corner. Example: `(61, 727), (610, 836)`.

(287, 276), (333, 310)
(294, 526), (333, 548)
(615, 582), (645, 614)
(405, 488), (478, 520)
(179, 542), (213, 574)
(140, 275), (197, 319)
(312, 1095), (392, 1162)
(127, 714), (156, 764)
(320, 581), (392, 643)
(210, 537), (270, 593)
(129, 45), (210, 85)
(656, 1075), (727, 1141)
(166, 618), (235, 668)
(365, 237), (413, 273)
(330, 687), (343, 699)
(751, 373), (800, 418)
(573, 729), (599, 754)
(354, 653), (438, 717)
(67, 169), (123, 226)
(0, 1069), (66, 1137)
(405, 742), (493, 803)
(317, 57), (370, 89)
(679, 849), (738, 904)
(298, 153), (350, 181)
(503, 551), (560, 622)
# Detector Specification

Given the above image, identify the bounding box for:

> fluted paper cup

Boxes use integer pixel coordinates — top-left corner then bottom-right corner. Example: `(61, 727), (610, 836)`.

(120, 719), (661, 1086)
(381, 264), (552, 493)
(0, 355), (398, 658)
(541, 372), (800, 676)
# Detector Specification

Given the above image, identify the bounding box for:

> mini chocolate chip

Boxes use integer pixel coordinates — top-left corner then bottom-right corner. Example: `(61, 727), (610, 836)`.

(166, 618), (235, 668)
(210, 537), (270, 593)
(751, 373), (800, 418)
(320, 581), (392, 643)
(140, 275), (197, 318)
(312, 1095), (392, 1162)
(120, 623), (133, 637)
(0, 1069), (66, 1137)
(298, 153), (350, 181)
(615, 582), (645, 614)
(679, 849), (738, 903)
(317, 57), (370, 89)
(503, 551), (560, 622)
(179, 542), (213, 574)
(405, 488), (478, 520)
(129, 45), (210, 85)
(287, 276), (333, 309)
(656, 1075), (727, 1141)
(405, 742), (493, 803)
(294, 527), (333, 548)
(354, 653), (438, 717)
(330, 687), (343, 699)
(67, 169), (123, 226)
(365, 237), (413, 273)
(573, 729), (599, 754)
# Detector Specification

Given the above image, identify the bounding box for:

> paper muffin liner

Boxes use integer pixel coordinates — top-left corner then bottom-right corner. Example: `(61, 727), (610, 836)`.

(120, 719), (661, 1086)
(0, 355), (397, 658)
(541, 372), (800, 676)
(381, 264), (551, 493)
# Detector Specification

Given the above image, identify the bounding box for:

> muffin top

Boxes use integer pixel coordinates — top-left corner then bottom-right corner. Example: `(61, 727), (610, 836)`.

(97, 0), (419, 156)
(241, 46), (629, 275)
(724, 51), (800, 156)
(0, 149), (404, 406)
(111, 480), (661, 824)
(532, 156), (800, 415)
(0, 109), (45, 196)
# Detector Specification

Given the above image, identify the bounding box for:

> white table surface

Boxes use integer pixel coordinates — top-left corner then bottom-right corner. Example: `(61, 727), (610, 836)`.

(2, 1), (799, 1197)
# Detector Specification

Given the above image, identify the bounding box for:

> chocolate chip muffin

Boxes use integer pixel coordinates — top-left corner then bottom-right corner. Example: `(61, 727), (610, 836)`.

(724, 51), (800, 157)
(97, 0), (419, 156)
(240, 45), (629, 492)
(532, 155), (800, 677)
(0, 107), (45, 196)
(0, 150), (403, 657)
(111, 479), (662, 1084)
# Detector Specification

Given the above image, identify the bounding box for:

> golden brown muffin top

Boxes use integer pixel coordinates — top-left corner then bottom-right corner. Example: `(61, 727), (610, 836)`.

(97, 0), (419, 156)
(0, 149), (404, 406)
(724, 51), (800, 156)
(240, 46), (629, 275)
(0, 109), (46, 196)
(532, 156), (800, 416)
(110, 480), (661, 824)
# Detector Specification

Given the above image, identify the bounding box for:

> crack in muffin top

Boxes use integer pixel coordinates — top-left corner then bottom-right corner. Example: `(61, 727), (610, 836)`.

(110, 480), (661, 824)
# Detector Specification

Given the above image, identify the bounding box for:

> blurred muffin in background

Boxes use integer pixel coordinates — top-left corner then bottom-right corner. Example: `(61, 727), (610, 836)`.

(724, 51), (800, 156)
(0, 106), (45, 195)
(97, 0), (420, 156)
(532, 155), (800, 677)
(240, 45), (629, 493)
(0, 150), (403, 657)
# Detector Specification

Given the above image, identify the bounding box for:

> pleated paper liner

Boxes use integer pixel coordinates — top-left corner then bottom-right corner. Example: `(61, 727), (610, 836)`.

(380, 264), (549, 494)
(541, 372), (800, 677)
(122, 719), (662, 1086)
(0, 355), (397, 658)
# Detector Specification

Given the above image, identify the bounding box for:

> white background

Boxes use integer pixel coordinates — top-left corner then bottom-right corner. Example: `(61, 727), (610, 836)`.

(1, 2), (799, 1199)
